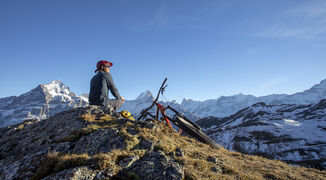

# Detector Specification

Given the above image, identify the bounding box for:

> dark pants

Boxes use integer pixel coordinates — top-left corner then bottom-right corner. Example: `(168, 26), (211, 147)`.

(106, 99), (123, 110)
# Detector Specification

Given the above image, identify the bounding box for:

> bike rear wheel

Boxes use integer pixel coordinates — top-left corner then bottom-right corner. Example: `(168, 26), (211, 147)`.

(173, 116), (219, 149)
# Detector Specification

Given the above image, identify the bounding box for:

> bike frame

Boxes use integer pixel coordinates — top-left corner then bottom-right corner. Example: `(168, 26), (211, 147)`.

(137, 78), (220, 149)
(137, 78), (200, 131)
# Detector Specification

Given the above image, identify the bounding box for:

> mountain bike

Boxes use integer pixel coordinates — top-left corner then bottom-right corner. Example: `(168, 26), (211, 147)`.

(138, 78), (219, 149)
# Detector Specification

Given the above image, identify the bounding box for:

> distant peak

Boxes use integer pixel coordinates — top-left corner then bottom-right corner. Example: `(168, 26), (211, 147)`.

(181, 98), (190, 104)
(40, 80), (72, 97)
(145, 90), (152, 94)
(42, 80), (67, 89)
(49, 80), (63, 85)
(136, 90), (154, 100)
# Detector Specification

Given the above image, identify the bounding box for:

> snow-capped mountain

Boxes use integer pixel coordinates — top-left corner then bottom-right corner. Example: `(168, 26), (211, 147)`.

(196, 100), (326, 169)
(0, 80), (88, 127)
(120, 90), (200, 121)
(1, 78), (326, 128)
(120, 90), (154, 116)
(182, 79), (326, 118)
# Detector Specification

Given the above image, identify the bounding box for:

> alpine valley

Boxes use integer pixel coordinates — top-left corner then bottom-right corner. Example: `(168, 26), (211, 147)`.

(1, 79), (326, 169)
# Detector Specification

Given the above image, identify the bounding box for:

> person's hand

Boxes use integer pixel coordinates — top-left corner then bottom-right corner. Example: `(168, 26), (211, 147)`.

(121, 96), (125, 103)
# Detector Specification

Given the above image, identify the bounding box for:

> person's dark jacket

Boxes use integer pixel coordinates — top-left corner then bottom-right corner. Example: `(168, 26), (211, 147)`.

(89, 71), (121, 106)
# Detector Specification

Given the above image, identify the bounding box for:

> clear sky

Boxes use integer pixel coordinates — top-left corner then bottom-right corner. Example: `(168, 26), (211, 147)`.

(1, 0), (326, 102)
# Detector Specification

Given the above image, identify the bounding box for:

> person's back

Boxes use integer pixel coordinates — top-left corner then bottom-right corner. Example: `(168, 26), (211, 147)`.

(89, 60), (125, 110)
(89, 72), (108, 106)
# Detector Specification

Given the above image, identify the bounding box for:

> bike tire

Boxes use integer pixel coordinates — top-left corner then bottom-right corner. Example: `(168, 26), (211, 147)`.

(173, 116), (219, 149)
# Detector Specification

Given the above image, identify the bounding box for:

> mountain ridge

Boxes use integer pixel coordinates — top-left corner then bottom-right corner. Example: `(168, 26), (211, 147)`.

(2, 78), (326, 127)
(181, 79), (326, 117)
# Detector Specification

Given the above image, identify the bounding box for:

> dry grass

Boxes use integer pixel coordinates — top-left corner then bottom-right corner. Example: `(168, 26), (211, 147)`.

(92, 149), (146, 171)
(79, 114), (117, 122)
(138, 122), (179, 154)
(17, 124), (25, 130)
(118, 128), (141, 150)
(32, 152), (90, 180)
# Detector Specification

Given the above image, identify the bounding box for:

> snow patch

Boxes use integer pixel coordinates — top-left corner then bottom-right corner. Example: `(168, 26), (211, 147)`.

(283, 119), (302, 127)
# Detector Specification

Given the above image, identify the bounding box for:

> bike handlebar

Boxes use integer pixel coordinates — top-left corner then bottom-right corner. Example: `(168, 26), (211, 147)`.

(137, 78), (168, 120)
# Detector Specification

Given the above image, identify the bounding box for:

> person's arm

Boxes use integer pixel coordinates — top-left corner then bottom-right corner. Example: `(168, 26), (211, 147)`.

(104, 73), (122, 99)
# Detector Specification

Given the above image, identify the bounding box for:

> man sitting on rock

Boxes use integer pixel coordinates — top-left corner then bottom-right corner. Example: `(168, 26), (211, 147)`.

(89, 60), (125, 110)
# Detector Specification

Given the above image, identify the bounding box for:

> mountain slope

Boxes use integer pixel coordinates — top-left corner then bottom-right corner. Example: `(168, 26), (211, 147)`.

(0, 80), (88, 127)
(197, 99), (326, 169)
(0, 106), (325, 179)
(182, 79), (326, 118)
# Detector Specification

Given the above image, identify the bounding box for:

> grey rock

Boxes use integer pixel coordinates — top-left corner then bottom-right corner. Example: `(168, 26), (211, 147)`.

(119, 155), (139, 168)
(43, 166), (98, 180)
(207, 156), (218, 164)
(72, 128), (126, 155)
(210, 167), (220, 173)
(0, 159), (21, 180)
(133, 139), (156, 151)
(118, 151), (184, 180)
(175, 148), (184, 157)
(168, 148), (184, 158)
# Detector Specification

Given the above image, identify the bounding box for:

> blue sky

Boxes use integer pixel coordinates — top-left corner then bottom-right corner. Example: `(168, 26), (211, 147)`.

(0, 0), (326, 102)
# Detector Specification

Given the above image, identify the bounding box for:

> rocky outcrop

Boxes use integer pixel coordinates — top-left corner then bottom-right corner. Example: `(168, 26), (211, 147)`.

(0, 106), (185, 180)
(1, 106), (326, 179)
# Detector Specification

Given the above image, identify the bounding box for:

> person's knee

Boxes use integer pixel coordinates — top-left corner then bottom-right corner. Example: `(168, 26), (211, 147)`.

(109, 99), (123, 110)
(116, 99), (123, 109)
